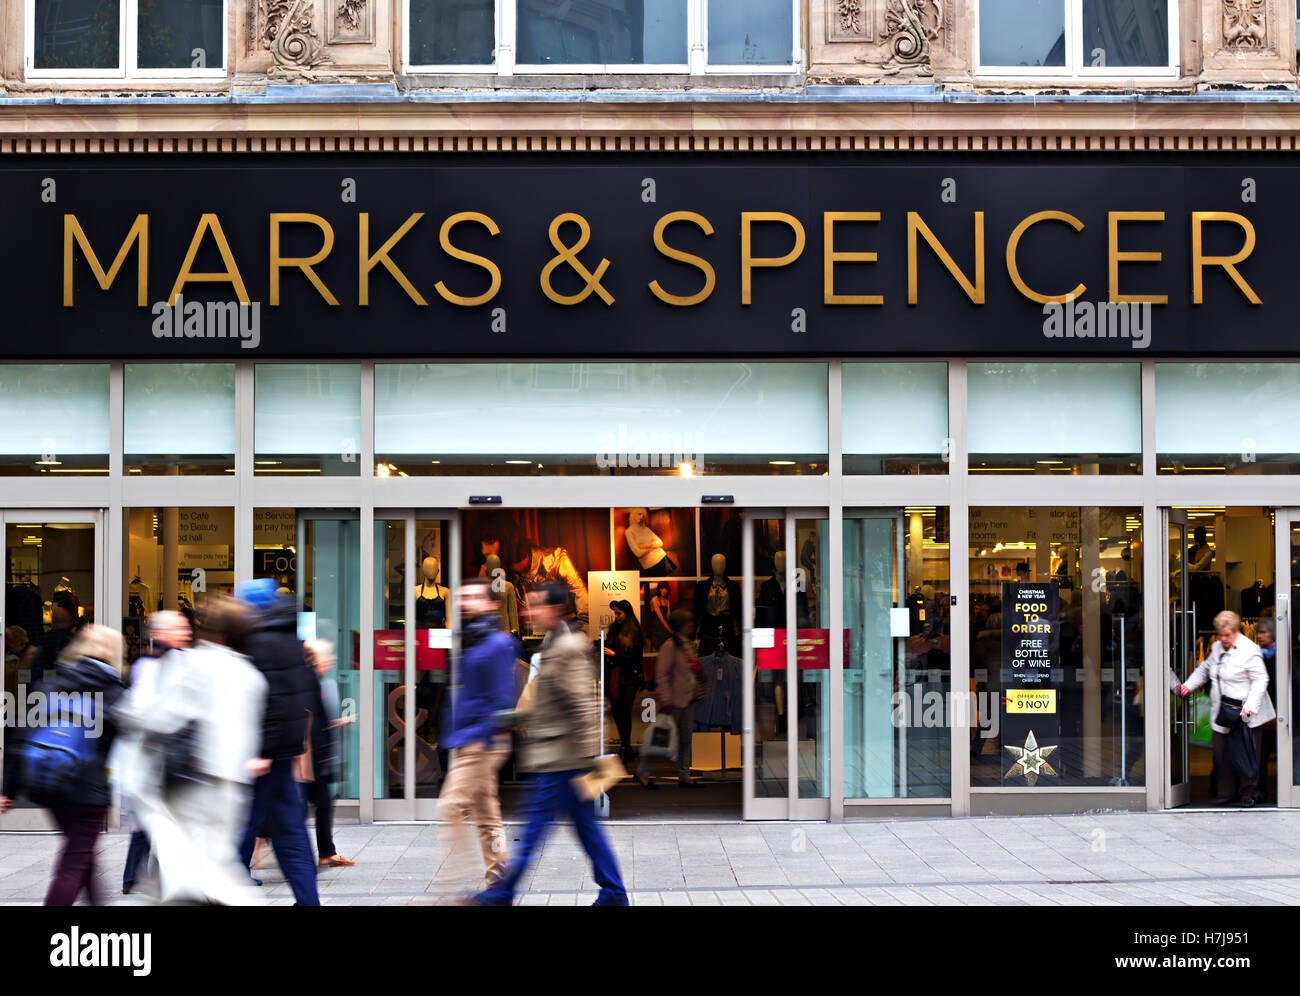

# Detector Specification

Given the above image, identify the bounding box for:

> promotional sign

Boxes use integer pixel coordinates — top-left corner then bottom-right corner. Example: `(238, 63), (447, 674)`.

(1001, 581), (1061, 786)
(587, 570), (640, 642)
(5, 154), (1285, 358)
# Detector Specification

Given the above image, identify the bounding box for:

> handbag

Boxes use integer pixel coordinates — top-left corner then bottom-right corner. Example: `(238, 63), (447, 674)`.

(572, 754), (628, 801)
(641, 712), (678, 758)
(1213, 664), (1245, 729)
(160, 719), (207, 794)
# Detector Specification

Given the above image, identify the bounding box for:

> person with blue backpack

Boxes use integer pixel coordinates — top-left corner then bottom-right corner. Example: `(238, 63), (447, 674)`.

(0, 624), (126, 906)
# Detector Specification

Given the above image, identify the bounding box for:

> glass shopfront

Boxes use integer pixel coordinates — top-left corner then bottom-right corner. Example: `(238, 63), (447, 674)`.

(8, 358), (1300, 822)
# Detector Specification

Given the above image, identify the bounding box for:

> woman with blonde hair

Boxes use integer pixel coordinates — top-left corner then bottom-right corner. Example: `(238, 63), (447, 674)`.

(1177, 609), (1275, 806)
(0, 625), (127, 905)
(625, 508), (675, 577)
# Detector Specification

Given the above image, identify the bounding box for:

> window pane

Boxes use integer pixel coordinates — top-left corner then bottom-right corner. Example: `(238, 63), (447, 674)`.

(408, 0), (494, 65)
(375, 362), (828, 475)
(33, 0), (120, 70)
(969, 507), (1145, 787)
(1156, 363), (1300, 474)
(1082, 0), (1169, 68)
(0, 364), (109, 475)
(707, 0), (792, 66)
(255, 364), (361, 476)
(136, 0), (223, 69)
(517, 0), (687, 65)
(968, 363), (1141, 474)
(125, 363), (235, 475)
(979, 0), (1065, 67)
(843, 362), (948, 474)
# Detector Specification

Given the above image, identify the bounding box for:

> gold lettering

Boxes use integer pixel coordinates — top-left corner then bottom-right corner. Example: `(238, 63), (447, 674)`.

(649, 211), (716, 307)
(270, 213), (338, 307)
(435, 212), (502, 307)
(823, 212), (882, 306)
(907, 212), (985, 305)
(1191, 211), (1261, 305)
(167, 213), (249, 305)
(741, 211), (805, 306)
(359, 213), (428, 307)
(1107, 211), (1167, 304)
(1005, 210), (1086, 304)
(63, 214), (148, 307)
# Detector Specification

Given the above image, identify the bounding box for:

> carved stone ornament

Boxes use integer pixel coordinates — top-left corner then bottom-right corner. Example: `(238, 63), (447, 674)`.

(881, 0), (943, 75)
(828, 0), (873, 42)
(248, 0), (333, 69)
(329, 0), (373, 45)
(1222, 0), (1267, 49)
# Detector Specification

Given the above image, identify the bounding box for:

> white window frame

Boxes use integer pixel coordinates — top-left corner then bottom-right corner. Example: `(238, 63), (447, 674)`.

(973, 0), (1178, 80)
(402, 0), (801, 76)
(25, 0), (228, 81)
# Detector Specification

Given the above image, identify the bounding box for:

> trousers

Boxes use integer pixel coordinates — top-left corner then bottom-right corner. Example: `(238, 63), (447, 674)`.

(238, 758), (321, 906)
(45, 804), (107, 907)
(436, 735), (511, 889)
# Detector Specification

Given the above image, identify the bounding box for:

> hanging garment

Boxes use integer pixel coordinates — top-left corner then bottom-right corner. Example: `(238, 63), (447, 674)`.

(692, 651), (744, 733)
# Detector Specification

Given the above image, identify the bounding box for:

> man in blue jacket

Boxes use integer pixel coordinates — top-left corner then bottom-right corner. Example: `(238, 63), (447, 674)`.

(438, 576), (518, 890)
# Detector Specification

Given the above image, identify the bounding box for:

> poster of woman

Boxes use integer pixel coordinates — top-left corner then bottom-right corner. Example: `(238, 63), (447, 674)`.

(613, 507), (696, 577)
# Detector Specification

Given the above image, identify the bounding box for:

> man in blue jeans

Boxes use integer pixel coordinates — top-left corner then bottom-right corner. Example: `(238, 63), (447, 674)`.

(235, 579), (320, 906)
(472, 582), (628, 907)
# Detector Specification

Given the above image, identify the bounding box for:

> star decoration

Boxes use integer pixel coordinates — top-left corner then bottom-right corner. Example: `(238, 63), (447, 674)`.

(1004, 730), (1059, 786)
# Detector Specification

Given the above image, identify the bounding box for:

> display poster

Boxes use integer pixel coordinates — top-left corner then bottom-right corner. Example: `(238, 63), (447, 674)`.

(1001, 581), (1061, 787)
(587, 571), (640, 642)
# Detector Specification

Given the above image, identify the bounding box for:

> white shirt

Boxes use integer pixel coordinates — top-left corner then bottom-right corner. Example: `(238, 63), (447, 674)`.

(625, 522), (666, 570)
(1184, 633), (1275, 732)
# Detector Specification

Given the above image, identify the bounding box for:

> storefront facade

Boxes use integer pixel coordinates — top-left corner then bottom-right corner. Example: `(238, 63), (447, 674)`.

(3, 0), (1300, 825)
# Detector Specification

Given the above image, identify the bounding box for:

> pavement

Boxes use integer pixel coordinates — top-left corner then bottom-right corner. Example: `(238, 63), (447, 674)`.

(2, 810), (1300, 905)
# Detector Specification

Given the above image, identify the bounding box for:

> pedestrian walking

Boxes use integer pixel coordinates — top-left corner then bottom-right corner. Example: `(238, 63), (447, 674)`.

(304, 638), (355, 869)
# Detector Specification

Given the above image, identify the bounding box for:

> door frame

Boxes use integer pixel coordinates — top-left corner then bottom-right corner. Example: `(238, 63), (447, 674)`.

(1273, 508), (1297, 808)
(1162, 507), (1191, 809)
(0, 508), (106, 832)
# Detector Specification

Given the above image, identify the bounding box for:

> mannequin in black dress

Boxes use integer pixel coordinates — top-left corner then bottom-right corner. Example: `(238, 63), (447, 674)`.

(416, 556), (450, 629)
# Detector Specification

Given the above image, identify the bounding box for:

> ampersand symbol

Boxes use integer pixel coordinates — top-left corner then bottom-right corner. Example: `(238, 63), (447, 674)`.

(540, 213), (615, 306)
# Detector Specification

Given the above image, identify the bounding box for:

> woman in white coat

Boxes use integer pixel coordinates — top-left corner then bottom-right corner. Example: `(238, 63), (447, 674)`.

(1176, 610), (1275, 806)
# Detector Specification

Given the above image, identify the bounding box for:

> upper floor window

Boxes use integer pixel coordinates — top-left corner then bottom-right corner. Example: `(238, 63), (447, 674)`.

(405, 0), (800, 74)
(28, 0), (226, 79)
(974, 0), (1177, 77)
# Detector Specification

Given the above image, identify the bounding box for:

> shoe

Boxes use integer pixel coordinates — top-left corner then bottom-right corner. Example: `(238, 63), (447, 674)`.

(1240, 796), (1257, 808)
(248, 877), (263, 887)
(319, 854), (355, 868)
(122, 886), (132, 895)
(677, 780), (704, 789)
(592, 897), (631, 906)
(635, 774), (658, 791)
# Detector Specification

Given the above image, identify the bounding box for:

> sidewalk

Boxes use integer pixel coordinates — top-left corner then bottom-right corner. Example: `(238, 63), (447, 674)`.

(2, 810), (1298, 905)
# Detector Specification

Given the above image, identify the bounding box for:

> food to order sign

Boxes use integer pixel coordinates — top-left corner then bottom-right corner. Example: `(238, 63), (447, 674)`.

(1001, 582), (1061, 787)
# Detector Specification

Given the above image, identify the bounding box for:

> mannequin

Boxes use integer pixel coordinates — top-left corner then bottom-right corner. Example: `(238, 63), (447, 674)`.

(693, 553), (741, 656)
(485, 554), (520, 636)
(758, 550), (808, 629)
(416, 556), (450, 629)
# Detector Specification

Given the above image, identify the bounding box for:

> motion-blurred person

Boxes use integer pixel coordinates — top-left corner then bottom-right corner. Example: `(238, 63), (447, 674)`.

(304, 638), (355, 869)
(471, 582), (628, 907)
(1177, 610), (1274, 807)
(114, 598), (268, 904)
(1, 625), (126, 906)
(118, 611), (192, 895)
(1253, 617), (1279, 802)
(636, 609), (699, 790)
(602, 600), (643, 767)
(235, 578), (321, 906)
(437, 578), (517, 891)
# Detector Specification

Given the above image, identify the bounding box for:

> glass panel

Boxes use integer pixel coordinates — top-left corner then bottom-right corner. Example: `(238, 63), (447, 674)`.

(414, 519), (452, 798)
(375, 362), (828, 475)
(124, 363), (235, 475)
(842, 362), (948, 475)
(4, 520), (96, 811)
(978, 0), (1066, 67)
(707, 0), (793, 65)
(136, 0), (224, 69)
(1082, 0), (1169, 68)
(408, 0), (495, 65)
(1157, 363), (1300, 474)
(844, 508), (951, 799)
(1292, 521), (1300, 788)
(33, 0), (120, 70)
(968, 362), (1141, 474)
(1168, 519), (1187, 793)
(750, 516), (786, 798)
(374, 519), (405, 800)
(795, 517), (829, 799)
(969, 507), (1145, 787)
(255, 510), (361, 800)
(255, 364), (362, 476)
(517, 0), (687, 65)
(122, 507), (233, 665)
(0, 365), (109, 475)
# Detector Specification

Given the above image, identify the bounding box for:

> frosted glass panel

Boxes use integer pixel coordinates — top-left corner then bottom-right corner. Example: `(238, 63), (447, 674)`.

(256, 364), (361, 475)
(375, 362), (827, 475)
(1157, 363), (1300, 473)
(125, 363), (235, 456)
(0, 364), (109, 460)
(843, 362), (947, 474)
(968, 363), (1141, 469)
